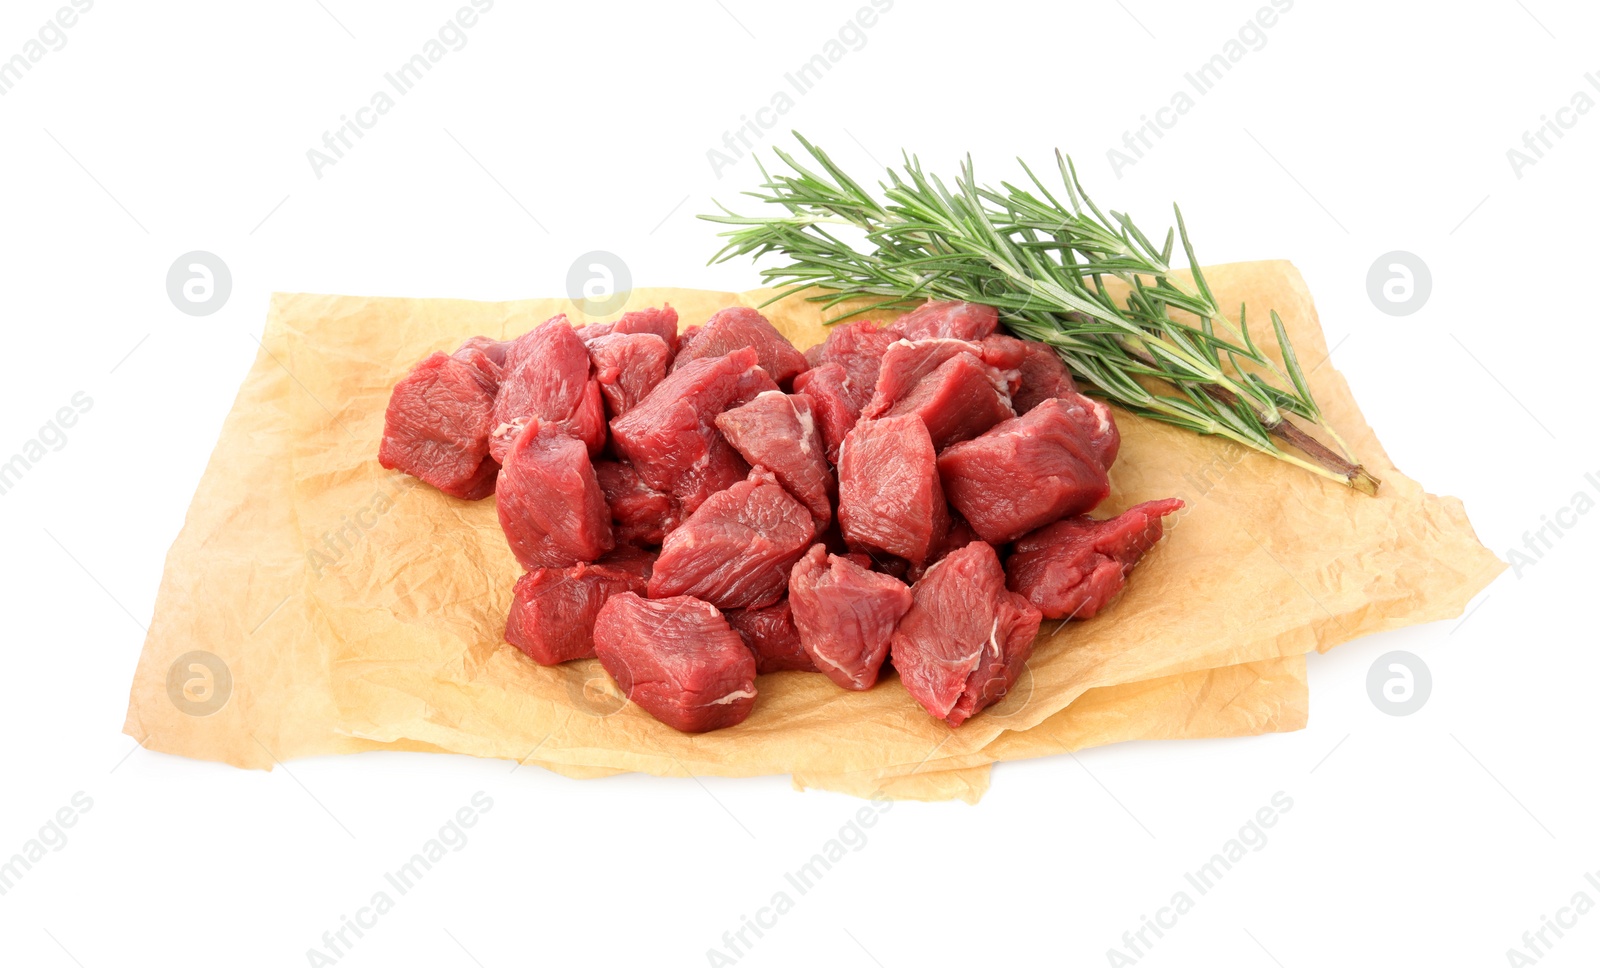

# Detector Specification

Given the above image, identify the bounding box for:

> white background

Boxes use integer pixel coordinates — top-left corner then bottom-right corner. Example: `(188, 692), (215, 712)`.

(1, 1), (1595, 966)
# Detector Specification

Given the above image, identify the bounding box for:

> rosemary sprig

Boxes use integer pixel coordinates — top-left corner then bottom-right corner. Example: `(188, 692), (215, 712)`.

(701, 134), (1379, 495)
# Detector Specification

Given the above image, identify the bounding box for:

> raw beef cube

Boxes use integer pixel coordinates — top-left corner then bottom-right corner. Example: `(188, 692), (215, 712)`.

(876, 352), (1015, 450)
(836, 414), (949, 567)
(577, 304), (680, 356)
(891, 300), (999, 342)
(593, 593), (758, 732)
(491, 315), (606, 462)
(496, 422), (614, 569)
(504, 561), (648, 665)
(454, 335), (511, 367)
(1007, 498), (1183, 619)
(588, 332), (671, 420)
(1010, 339), (1077, 413)
(863, 338), (983, 420)
(788, 544), (913, 691)
(595, 460), (677, 546)
(937, 396), (1118, 544)
(813, 319), (900, 386)
(714, 390), (834, 530)
(672, 306), (809, 386)
(889, 541), (1042, 726)
(1055, 390), (1121, 471)
(378, 352), (500, 500)
(791, 362), (869, 464)
(609, 347), (777, 515)
(452, 335), (511, 384)
(666, 440), (750, 518)
(976, 334), (1029, 383)
(726, 598), (816, 674)
(648, 467), (814, 609)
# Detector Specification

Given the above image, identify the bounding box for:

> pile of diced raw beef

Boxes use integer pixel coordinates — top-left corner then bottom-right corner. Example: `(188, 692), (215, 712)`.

(378, 300), (1182, 733)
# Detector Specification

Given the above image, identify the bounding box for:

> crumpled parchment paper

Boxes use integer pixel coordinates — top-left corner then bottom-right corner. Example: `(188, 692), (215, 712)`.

(122, 261), (1501, 801)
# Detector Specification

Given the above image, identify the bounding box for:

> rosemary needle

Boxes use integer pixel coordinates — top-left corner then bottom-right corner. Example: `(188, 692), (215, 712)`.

(702, 133), (1378, 495)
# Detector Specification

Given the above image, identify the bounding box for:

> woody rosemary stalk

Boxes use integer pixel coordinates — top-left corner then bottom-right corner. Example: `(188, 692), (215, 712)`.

(701, 134), (1379, 495)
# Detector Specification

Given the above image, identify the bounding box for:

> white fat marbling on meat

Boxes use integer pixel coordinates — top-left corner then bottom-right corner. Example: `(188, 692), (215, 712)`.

(1092, 399), (1111, 434)
(812, 650), (854, 679)
(793, 403), (816, 455)
(707, 687), (757, 705)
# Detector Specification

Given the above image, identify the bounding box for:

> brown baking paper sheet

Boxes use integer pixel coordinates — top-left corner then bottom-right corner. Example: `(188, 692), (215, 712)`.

(122, 261), (1500, 800)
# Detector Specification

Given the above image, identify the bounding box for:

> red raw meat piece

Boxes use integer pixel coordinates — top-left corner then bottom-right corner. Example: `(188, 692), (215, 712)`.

(672, 307), (809, 386)
(788, 544), (913, 691)
(610, 347), (777, 515)
(1007, 498), (1183, 619)
(577, 305), (680, 356)
(452, 335), (511, 383)
(892, 300), (999, 342)
(975, 334), (1028, 383)
(504, 561), (648, 665)
(714, 391), (834, 530)
(593, 593), (758, 732)
(726, 598), (816, 674)
(1055, 390), (1120, 470)
(877, 352), (1015, 450)
(813, 319), (900, 385)
(454, 335), (510, 366)
(937, 396), (1119, 544)
(588, 332), (671, 420)
(491, 315), (605, 462)
(791, 362), (870, 464)
(648, 467), (814, 609)
(378, 352), (500, 500)
(890, 541), (1042, 726)
(1010, 339), (1077, 413)
(836, 414), (949, 568)
(496, 422), (614, 568)
(863, 338), (981, 420)
(594, 459), (677, 546)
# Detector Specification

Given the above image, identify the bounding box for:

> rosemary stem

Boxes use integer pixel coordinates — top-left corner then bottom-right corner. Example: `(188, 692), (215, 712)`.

(703, 135), (1379, 495)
